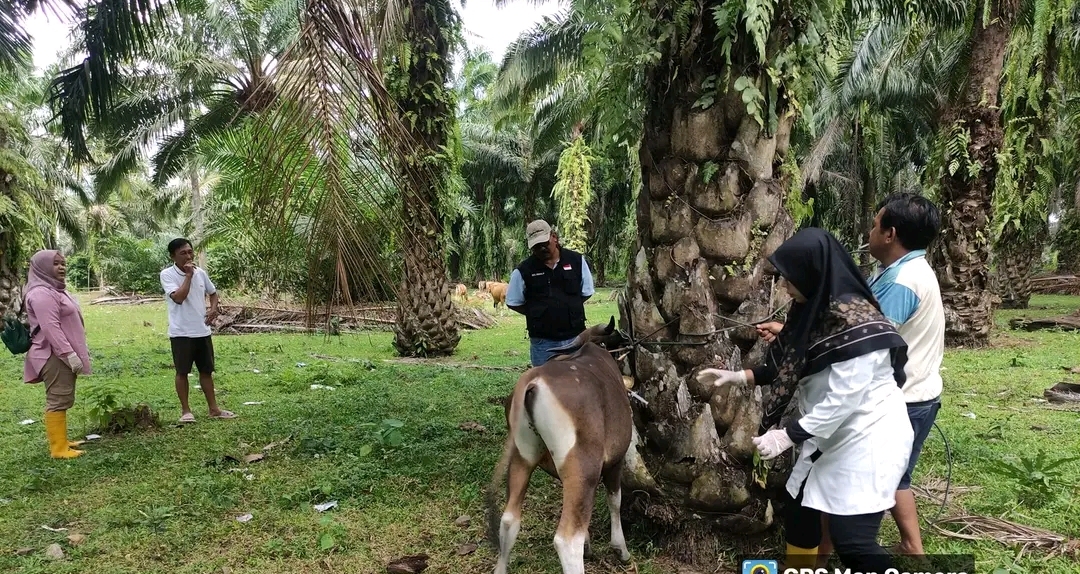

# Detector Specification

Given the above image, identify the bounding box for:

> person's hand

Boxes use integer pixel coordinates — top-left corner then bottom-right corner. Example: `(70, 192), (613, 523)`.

(182, 262), (195, 277)
(695, 368), (747, 391)
(752, 429), (794, 460)
(64, 353), (83, 373)
(755, 321), (783, 343)
(205, 307), (219, 325)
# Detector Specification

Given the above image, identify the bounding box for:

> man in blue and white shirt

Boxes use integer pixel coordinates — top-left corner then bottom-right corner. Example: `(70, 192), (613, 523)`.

(866, 193), (945, 556)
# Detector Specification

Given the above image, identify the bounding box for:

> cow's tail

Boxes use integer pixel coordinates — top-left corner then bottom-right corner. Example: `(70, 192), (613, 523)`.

(483, 439), (512, 550)
(484, 382), (541, 551)
(484, 418), (516, 551)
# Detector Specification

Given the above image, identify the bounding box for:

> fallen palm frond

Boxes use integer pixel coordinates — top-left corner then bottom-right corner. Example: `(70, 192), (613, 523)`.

(1009, 315), (1080, 332)
(1045, 382), (1080, 404)
(931, 515), (1080, 557)
(384, 358), (525, 372)
(90, 295), (161, 305)
(912, 477), (980, 508)
(1029, 274), (1080, 295)
(210, 303), (494, 334)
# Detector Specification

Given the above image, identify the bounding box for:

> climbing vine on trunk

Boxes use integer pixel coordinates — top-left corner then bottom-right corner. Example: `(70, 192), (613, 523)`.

(552, 135), (593, 252)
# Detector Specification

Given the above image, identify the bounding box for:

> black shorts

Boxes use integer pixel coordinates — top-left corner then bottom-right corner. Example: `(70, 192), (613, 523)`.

(170, 336), (215, 375)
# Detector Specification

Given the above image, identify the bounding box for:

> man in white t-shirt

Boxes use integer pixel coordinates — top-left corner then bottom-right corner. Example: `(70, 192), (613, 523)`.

(160, 238), (236, 423)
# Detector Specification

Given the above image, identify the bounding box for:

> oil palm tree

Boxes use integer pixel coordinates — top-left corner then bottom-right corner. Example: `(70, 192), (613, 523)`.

(922, 0), (1018, 344)
(90, 0), (301, 257)
(992, 0), (1080, 308)
(228, 0), (463, 355)
(615, 0), (968, 541)
(0, 68), (84, 316)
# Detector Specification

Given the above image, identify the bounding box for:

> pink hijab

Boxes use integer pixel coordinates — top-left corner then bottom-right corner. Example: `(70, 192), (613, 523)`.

(26, 250), (67, 292)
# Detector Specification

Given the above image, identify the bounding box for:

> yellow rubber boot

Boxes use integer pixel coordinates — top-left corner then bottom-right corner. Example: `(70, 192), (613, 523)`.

(44, 411), (83, 459)
(784, 543), (819, 570)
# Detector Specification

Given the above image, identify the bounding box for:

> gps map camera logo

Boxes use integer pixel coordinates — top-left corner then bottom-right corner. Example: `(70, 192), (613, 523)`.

(742, 559), (777, 574)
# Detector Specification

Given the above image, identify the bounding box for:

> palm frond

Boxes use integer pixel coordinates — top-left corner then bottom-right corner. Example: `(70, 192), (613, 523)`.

(46, 0), (173, 161)
(492, 9), (593, 111)
(151, 95), (242, 185)
(238, 0), (440, 312)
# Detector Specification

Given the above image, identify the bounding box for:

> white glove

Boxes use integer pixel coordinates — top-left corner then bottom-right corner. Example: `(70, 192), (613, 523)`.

(695, 368), (747, 390)
(752, 429), (794, 460)
(64, 353), (83, 373)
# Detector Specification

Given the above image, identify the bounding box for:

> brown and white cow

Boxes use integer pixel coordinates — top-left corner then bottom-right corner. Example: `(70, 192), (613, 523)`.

(487, 317), (632, 574)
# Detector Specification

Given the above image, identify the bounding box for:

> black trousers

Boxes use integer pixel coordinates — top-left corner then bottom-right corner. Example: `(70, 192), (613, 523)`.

(784, 482), (893, 573)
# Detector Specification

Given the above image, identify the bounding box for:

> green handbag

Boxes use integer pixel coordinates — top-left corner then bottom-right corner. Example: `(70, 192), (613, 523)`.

(1, 317), (37, 355)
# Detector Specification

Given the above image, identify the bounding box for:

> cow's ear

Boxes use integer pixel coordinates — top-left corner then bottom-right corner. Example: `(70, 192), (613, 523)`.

(605, 315), (615, 334)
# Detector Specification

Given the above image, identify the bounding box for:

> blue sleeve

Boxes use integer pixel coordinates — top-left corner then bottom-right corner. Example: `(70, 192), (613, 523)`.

(506, 269), (525, 306)
(873, 281), (920, 326)
(580, 257), (595, 297)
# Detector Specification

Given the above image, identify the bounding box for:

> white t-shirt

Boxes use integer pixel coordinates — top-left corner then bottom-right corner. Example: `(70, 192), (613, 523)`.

(160, 265), (217, 338)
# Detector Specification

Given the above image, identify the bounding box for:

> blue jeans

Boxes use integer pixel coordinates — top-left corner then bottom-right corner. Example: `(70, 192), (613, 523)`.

(899, 397), (942, 490)
(529, 337), (578, 367)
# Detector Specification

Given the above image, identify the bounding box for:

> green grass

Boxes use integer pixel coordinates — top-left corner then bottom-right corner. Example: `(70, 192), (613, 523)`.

(1, 290), (1079, 574)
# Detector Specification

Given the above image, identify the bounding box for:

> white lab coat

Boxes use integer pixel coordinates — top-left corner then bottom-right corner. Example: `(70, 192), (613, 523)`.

(785, 348), (914, 516)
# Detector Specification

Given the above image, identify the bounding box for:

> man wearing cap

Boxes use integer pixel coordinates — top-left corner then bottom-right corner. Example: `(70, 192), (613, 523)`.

(506, 219), (595, 367)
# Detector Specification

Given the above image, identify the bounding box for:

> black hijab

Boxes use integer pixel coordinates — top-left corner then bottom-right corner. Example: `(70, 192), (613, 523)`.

(753, 228), (909, 432)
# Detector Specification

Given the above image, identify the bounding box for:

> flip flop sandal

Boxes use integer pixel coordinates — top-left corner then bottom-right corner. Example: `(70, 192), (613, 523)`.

(209, 410), (237, 419)
(178, 413), (196, 423)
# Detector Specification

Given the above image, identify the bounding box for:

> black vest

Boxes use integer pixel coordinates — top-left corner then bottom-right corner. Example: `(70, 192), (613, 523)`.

(516, 248), (587, 341)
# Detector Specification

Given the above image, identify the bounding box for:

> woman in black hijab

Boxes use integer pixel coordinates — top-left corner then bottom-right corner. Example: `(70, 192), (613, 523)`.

(697, 228), (914, 572)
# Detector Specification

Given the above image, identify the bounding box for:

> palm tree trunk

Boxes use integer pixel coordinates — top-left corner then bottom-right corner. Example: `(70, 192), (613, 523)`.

(190, 165), (206, 269)
(621, 2), (800, 547)
(390, 0), (460, 357)
(0, 161), (22, 317)
(0, 234), (21, 318)
(995, 227), (1045, 309)
(930, 0), (1015, 346)
(1055, 202), (1080, 274)
(856, 119), (877, 274)
(448, 217), (465, 281)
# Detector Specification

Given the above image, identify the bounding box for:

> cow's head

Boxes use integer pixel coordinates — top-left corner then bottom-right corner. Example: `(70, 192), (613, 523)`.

(549, 316), (628, 356)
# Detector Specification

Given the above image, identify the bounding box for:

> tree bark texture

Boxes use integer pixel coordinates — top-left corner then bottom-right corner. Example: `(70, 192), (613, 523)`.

(0, 236), (21, 318)
(390, 0), (461, 356)
(0, 128), (23, 319)
(1054, 208), (1080, 274)
(189, 165), (206, 269)
(930, 0), (1014, 346)
(994, 226), (1046, 309)
(619, 2), (799, 547)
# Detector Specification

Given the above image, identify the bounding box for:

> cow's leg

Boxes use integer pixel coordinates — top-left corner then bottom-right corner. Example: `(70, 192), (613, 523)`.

(495, 452), (534, 574)
(552, 453), (599, 574)
(602, 463), (631, 562)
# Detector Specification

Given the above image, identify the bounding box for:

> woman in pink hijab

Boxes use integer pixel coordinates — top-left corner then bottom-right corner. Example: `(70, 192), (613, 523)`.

(23, 250), (91, 459)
